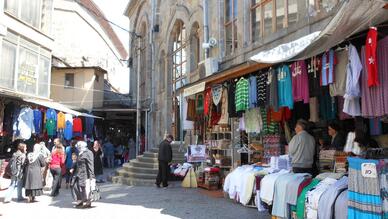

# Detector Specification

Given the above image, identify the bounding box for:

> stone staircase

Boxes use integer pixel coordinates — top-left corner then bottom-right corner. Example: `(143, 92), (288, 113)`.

(112, 143), (186, 186)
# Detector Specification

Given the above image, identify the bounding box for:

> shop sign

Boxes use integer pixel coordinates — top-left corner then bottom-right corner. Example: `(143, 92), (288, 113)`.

(18, 62), (37, 85)
(183, 82), (205, 97)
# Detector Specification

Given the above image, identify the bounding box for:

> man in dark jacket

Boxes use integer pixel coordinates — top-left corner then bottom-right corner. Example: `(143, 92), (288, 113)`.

(155, 135), (173, 188)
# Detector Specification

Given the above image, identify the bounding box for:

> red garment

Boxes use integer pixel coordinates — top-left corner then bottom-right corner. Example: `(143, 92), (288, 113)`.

(365, 27), (379, 87)
(269, 107), (292, 122)
(204, 88), (211, 116)
(50, 150), (65, 169)
(297, 178), (312, 196)
(73, 117), (83, 133)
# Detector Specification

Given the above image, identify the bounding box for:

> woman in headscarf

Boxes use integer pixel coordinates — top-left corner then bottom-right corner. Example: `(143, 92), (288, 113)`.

(71, 141), (95, 208)
(24, 143), (46, 203)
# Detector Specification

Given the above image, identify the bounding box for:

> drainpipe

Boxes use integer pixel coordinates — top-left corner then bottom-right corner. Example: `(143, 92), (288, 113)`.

(203, 0), (209, 58)
(135, 36), (141, 156)
(148, 0), (156, 150)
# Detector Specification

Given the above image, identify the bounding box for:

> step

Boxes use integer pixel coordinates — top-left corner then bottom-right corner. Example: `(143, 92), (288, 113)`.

(150, 147), (185, 153)
(131, 160), (158, 168)
(137, 156), (158, 163)
(116, 169), (156, 179)
(143, 152), (158, 158)
(124, 166), (158, 174)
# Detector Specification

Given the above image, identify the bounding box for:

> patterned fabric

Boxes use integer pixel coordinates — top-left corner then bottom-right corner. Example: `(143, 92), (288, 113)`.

(257, 71), (267, 106)
(212, 84), (223, 106)
(204, 88), (212, 115)
(248, 75), (257, 108)
(263, 134), (282, 163)
(218, 88), (229, 125)
(235, 77), (249, 112)
(227, 81), (238, 118)
(244, 108), (262, 133)
(348, 157), (383, 219)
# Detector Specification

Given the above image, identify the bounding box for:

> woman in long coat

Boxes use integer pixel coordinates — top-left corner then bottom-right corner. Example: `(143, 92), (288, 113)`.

(24, 144), (46, 202)
(71, 141), (95, 208)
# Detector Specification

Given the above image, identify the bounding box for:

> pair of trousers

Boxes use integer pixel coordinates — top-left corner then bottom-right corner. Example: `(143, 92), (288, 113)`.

(50, 168), (62, 196)
(65, 168), (72, 184)
(106, 156), (114, 168)
(156, 161), (169, 187)
(4, 179), (23, 202)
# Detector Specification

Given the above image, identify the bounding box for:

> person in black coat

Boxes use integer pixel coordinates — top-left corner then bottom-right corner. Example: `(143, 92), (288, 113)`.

(71, 141), (95, 208)
(328, 122), (346, 151)
(155, 134), (173, 188)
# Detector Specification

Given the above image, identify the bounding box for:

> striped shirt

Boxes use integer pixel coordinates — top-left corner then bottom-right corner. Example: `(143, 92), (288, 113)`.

(235, 77), (249, 112)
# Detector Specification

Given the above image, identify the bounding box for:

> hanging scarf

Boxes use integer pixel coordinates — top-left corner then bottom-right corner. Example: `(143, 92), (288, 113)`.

(28, 143), (42, 163)
(212, 84), (223, 106)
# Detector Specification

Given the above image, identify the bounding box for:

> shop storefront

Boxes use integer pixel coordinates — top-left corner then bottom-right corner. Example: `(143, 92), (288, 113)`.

(176, 24), (388, 219)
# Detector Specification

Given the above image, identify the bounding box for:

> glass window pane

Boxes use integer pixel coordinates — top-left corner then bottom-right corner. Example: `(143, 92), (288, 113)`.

(288, 0), (307, 26)
(0, 41), (17, 89)
(38, 56), (50, 97)
(41, 0), (53, 34)
(251, 6), (261, 42)
(20, 0), (41, 28)
(225, 24), (233, 55)
(264, 2), (273, 37)
(17, 47), (39, 94)
(276, 0), (285, 31)
(319, 0), (337, 13)
(4, 0), (19, 15)
(233, 0), (238, 19)
(225, 0), (232, 22)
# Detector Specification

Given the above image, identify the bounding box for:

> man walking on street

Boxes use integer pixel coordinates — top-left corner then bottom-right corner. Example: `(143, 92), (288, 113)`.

(155, 134), (173, 188)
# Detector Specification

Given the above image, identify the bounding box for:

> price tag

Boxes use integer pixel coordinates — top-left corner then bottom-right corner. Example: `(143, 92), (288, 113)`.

(361, 163), (377, 178)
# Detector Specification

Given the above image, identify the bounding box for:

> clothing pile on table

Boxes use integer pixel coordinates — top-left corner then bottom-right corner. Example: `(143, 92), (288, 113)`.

(319, 150), (336, 172)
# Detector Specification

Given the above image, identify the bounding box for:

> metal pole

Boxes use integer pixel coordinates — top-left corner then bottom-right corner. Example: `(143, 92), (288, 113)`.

(202, 0), (209, 59)
(135, 37), (141, 156)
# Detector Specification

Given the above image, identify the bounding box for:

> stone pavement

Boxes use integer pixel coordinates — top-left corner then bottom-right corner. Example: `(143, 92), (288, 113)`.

(0, 169), (270, 219)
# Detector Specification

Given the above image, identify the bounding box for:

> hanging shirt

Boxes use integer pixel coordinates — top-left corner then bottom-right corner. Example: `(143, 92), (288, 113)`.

(85, 117), (94, 136)
(73, 117), (83, 133)
(17, 107), (35, 140)
(267, 68), (279, 111)
(33, 109), (42, 134)
(248, 75), (257, 108)
(321, 49), (337, 86)
(46, 108), (57, 121)
(308, 56), (321, 97)
(64, 114), (73, 140)
(319, 87), (337, 120)
(365, 27), (379, 87)
(257, 71), (267, 106)
(195, 93), (204, 115)
(227, 82), (238, 118)
(277, 65), (293, 109)
(244, 108), (262, 133)
(291, 60), (309, 103)
(46, 119), (56, 136)
(57, 112), (66, 130)
(330, 49), (348, 96)
(343, 44), (362, 116)
(235, 77), (249, 112)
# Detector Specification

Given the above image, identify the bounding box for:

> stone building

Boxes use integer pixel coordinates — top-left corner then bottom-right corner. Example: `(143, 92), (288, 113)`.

(124, 0), (384, 148)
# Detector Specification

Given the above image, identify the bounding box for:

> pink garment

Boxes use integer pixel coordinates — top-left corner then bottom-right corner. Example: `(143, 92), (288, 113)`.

(361, 37), (388, 117)
(291, 60), (309, 104)
(50, 151), (65, 169)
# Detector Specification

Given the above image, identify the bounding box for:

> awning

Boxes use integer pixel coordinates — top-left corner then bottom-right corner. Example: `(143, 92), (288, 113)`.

(250, 0), (388, 63)
(23, 98), (103, 119)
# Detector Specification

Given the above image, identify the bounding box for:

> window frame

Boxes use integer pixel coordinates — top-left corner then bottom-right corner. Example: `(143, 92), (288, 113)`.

(64, 73), (75, 89)
(224, 0), (238, 55)
(171, 21), (187, 91)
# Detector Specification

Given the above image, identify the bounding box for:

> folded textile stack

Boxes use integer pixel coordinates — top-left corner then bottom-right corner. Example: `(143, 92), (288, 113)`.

(319, 150), (336, 172)
(334, 152), (348, 173)
(263, 135), (282, 163)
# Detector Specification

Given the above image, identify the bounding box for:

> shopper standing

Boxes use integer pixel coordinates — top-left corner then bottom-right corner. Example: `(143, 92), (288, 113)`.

(49, 138), (65, 197)
(289, 119), (316, 175)
(155, 134), (173, 188)
(24, 143), (46, 203)
(3, 142), (27, 203)
(71, 141), (95, 208)
(103, 138), (114, 168)
(65, 139), (78, 189)
(92, 140), (104, 183)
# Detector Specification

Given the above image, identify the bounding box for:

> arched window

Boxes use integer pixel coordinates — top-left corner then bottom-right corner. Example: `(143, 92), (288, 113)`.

(190, 22), (200, 72)
(171, 20), (187, 90)
(159, 50), (166, 92)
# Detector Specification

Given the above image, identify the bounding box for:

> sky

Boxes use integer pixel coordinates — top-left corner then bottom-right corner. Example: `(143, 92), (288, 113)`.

(93, 0), (130, 53)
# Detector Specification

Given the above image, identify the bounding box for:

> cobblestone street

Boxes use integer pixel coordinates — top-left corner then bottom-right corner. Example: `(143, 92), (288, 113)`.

(0, 170), (269, 219)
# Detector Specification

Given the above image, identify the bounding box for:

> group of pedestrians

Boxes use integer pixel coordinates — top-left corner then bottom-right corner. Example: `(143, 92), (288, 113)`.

(3, 138), (100, 208)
